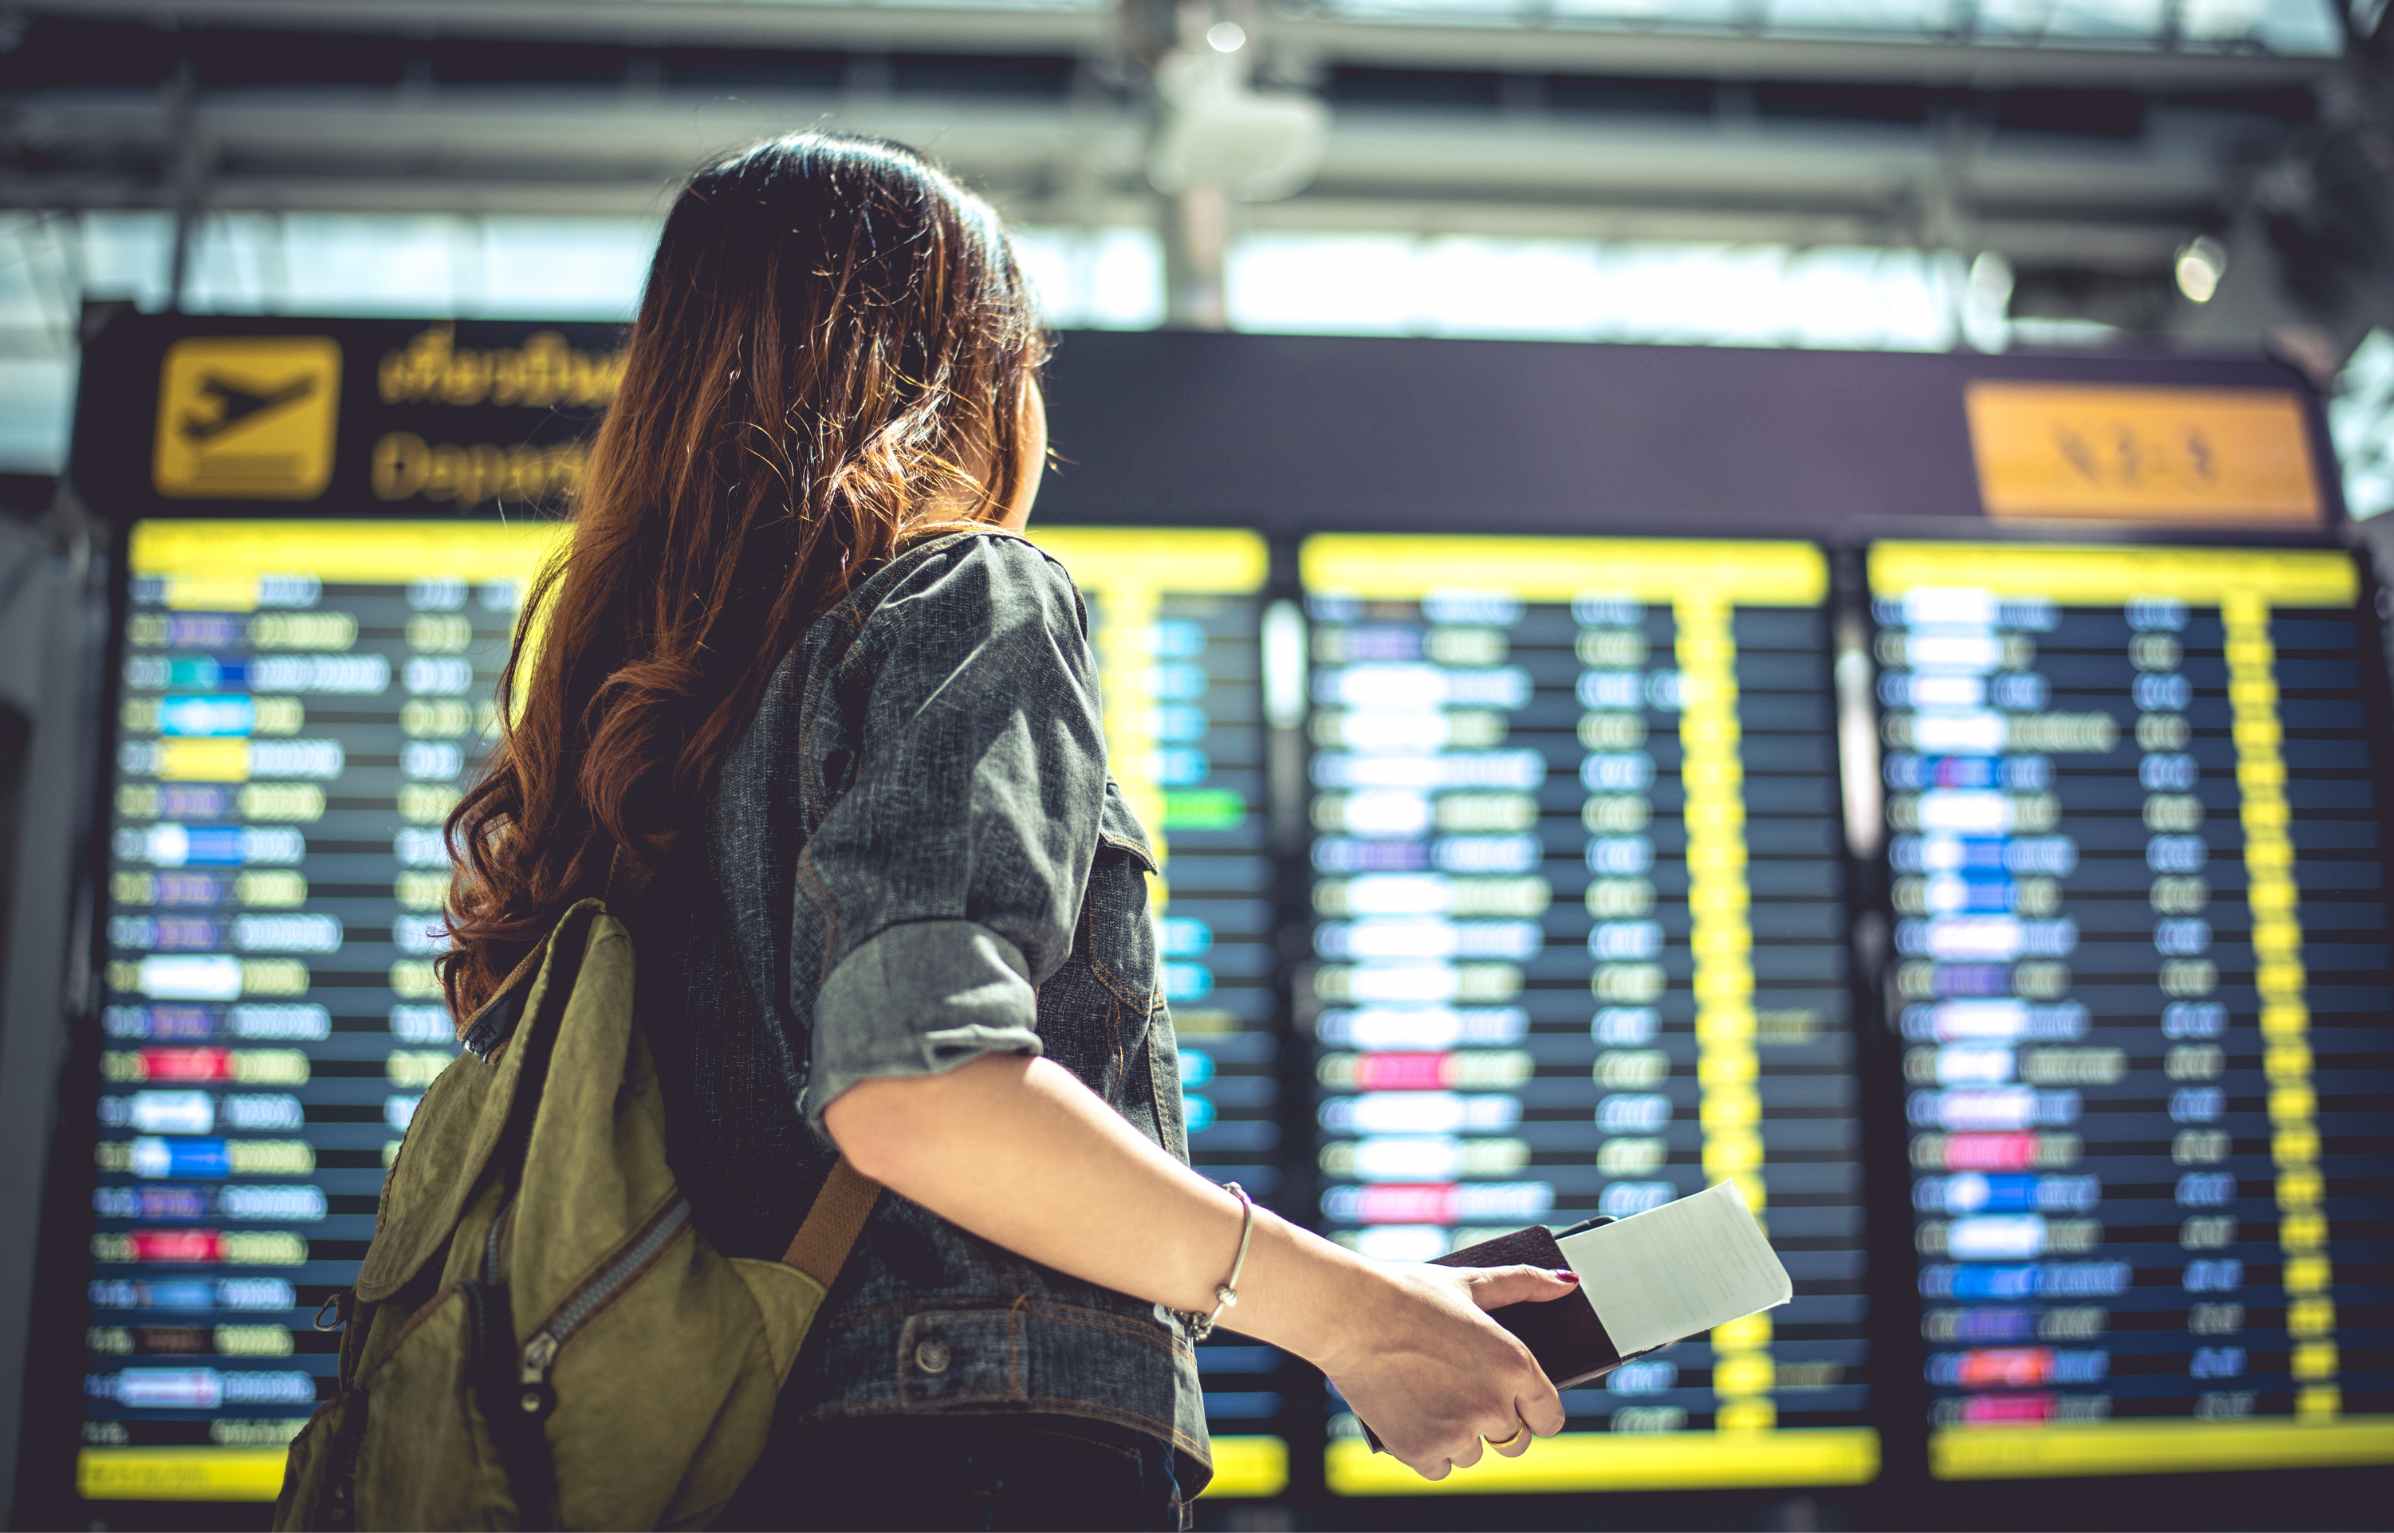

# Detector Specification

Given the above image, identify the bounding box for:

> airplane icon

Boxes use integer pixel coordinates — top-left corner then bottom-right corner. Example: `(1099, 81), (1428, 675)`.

(178, 372), (321, 445)
(154, 335), (342, 498)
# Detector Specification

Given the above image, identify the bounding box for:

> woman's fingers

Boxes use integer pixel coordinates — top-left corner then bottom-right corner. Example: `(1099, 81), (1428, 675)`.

(1422, 1412), (1535, 1484)
(1465, 1263), (1581, 1310)
(1516, 1365), (1568, 1437)
(1401, 1403), (1541, 1484)
(1341, 1259), (1589, 1486)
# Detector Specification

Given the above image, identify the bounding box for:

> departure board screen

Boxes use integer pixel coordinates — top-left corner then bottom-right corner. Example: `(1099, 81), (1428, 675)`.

(1300, 535), (1879, 1495)
(78, 519), (1287, 1504)
(83, 519), (558, 1505)
(1870, 542), (2394, 1481)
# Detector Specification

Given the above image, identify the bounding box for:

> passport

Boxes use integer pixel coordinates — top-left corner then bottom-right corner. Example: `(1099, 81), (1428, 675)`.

(1359, 1182), (1792, 1454)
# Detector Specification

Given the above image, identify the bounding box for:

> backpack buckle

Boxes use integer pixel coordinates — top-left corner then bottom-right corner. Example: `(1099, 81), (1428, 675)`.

(462, 985), (527, 1061)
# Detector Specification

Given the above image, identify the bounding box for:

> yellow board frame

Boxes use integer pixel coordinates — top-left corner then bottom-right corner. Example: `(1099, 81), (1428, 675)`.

(1326, 1428), (1880, 1496)
(1869, 541), (2357, 607)
(1932, 1417), (2394, 1480)
(1302, 534), (1827, 606)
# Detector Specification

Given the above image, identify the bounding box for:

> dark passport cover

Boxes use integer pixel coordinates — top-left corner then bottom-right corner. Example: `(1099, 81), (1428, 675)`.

(1359, 1217), (1647, 1454)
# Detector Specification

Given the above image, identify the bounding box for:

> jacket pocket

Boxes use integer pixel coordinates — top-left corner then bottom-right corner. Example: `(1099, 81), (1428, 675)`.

(1086, 780), (1160, 1022)
(1145, 1008), (1192, 1165)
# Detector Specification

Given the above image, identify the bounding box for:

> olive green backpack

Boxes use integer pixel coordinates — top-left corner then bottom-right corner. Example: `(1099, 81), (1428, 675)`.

(272, 876), (880, 1530)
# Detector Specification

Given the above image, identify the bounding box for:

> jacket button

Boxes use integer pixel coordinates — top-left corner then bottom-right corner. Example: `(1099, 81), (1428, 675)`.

(913, 1339), (951, 1375)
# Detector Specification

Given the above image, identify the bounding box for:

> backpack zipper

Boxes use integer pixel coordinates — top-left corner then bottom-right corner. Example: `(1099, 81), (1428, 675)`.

(481, 1195), (513, 1285)
(466, 1194), (518, 1410)
(514, 1196), (692, 1419)
(465, 1196), (555, 1529)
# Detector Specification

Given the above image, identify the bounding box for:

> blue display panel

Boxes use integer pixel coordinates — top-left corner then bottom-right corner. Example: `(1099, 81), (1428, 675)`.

(1870, 542), (2394, 1481)
(78, 520), (1291, 1503)
(1300, 535), (1879, 1496)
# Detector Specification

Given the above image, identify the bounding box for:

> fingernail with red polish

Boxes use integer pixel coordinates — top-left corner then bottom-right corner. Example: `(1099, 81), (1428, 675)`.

(1554, 1268), (1580, 1283)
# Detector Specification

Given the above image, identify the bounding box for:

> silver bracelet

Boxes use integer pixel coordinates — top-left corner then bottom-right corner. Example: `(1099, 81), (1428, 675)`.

(1183, 1181), (1254, 1343)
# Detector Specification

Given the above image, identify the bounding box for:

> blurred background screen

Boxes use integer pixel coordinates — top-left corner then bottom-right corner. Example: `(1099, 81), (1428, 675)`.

(82, 519), (1297, 1504)
(8, 0), (2394, 1525)
(1871, 543), (2394, 1482)
(13, 314), (2394, 1530)
(1301, 537), (1876, 1496)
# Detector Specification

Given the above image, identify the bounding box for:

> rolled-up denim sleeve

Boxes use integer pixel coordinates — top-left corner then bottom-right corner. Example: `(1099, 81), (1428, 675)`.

(796, 535), (1105, 1135)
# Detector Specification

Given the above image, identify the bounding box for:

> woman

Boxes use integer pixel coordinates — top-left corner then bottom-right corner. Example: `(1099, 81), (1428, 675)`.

(438, 133), (1573, 1530)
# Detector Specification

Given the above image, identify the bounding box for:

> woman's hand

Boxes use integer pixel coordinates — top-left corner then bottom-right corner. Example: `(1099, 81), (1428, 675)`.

(1318, 1263), (1576, 1480)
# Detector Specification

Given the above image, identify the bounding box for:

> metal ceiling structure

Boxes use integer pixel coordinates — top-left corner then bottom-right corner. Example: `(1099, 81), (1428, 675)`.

(0, 0), (2388, 431)
(0, 0), (2373, 316)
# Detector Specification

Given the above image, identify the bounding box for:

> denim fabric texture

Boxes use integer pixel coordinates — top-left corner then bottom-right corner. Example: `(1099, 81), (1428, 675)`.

(631, 530), (1213, 1493)
(721, 1415), (1189, 1531)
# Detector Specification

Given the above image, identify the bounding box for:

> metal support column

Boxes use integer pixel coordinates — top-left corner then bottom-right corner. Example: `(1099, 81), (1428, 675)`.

(1163, 181), (1231, 329)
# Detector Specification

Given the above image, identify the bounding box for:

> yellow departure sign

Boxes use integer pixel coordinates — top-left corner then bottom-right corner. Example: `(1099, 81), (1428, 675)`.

(153, 338), (344, 500)
(1964, 382), (2323, 529)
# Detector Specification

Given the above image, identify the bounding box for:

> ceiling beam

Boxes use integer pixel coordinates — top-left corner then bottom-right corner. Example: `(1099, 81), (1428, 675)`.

(7, 83), (2246, 217)
(18, 0), (2343, 88)
(8, 0), (1111, 56)
(0, 0), (2324, 281)
(6, 89), (1145, 184)
(0, 173), (2200, 265)
(1265, 15), (2342, 86)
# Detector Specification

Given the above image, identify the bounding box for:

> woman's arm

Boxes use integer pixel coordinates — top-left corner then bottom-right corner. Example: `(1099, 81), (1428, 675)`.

(825, 1052), (1574, 1479)
(804, 543), (1566, 1477)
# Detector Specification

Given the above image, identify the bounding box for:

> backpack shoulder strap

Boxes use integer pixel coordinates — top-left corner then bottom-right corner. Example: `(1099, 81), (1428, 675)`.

(601, 832), (879, 1286)
(782, 1157), (880, 1289)
(606, 839), (880, 1288)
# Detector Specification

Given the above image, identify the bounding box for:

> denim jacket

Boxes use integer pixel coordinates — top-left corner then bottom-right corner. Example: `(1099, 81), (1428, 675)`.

(632, 530), (1213, 1490)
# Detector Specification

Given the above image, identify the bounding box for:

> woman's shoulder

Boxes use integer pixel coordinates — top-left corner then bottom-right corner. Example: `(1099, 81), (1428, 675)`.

(850, 527), (1087, 639)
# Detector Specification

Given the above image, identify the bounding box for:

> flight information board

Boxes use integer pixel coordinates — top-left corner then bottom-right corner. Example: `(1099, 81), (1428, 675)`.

(1300, 535), (1879, 1495)
(76, 520), (1287, 1503)
(1870, 541), (2394, 1481)
(82, 519), (557, 1505)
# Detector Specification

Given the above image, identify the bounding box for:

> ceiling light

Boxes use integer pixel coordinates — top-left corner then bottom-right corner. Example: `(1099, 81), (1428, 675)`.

(2175, 236), (2226, 304)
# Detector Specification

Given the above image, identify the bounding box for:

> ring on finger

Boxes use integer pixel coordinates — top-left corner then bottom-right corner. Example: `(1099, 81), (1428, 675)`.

(1486, 1426), (1526, 1450)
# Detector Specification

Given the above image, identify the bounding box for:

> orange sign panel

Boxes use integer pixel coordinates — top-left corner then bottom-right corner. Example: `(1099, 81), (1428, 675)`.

(1964, 382), (2323, 529)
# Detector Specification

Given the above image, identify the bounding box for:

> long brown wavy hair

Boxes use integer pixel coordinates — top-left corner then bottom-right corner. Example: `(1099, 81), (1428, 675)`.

(438, 133), (1050, 1026)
